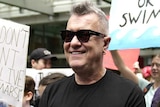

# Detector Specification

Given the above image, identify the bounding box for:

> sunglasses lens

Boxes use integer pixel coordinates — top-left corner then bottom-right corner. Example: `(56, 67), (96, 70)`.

(77, 30), (90, 42)
(61, 30), (91, 42)
(61, 31), (74, 42)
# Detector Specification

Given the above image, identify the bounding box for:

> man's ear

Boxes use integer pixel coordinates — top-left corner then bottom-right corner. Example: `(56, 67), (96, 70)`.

(103, 36), (111, 54)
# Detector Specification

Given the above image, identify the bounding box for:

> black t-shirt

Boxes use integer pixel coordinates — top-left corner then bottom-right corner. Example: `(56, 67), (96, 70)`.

(39, 70), (146, 107)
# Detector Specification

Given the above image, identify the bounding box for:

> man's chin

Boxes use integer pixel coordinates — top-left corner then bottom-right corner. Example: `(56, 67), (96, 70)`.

(70, 63), (84, 69)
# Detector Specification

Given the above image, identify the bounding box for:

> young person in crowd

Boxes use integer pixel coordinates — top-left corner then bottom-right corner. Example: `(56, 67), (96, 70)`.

(38, 73), (66, 97)
(34, 73), (66, 107)
(29, 48), (57, 70)
(23, 76), (35, 107)
(3, 76), (35, 107)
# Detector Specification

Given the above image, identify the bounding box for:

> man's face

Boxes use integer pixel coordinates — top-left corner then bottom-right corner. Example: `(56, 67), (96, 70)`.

(31, 58), (52, 70)
(63, 13), (110, 72)
(151, 56), (160, 81)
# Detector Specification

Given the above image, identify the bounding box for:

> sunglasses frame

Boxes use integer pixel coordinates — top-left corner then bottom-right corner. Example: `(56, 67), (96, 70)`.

(61, 29), (105, 42)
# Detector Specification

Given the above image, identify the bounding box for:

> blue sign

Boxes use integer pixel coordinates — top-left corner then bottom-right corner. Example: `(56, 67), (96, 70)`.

(108, 0), (160, 50)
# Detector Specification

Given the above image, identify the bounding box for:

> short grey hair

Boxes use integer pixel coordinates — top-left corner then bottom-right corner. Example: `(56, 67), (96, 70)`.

(70, 1), (109, 36)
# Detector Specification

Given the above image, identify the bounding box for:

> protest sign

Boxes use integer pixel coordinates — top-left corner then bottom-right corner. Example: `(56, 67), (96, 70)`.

(0, 18), (30, 107)
(103, 49), (140, 71)
(109, 0), (160, 50)
(26, 68), (74, 90)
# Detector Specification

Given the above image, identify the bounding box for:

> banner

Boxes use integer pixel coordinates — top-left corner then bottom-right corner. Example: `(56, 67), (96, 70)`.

(109, 0), (160, 50)
(0, 18), (30, 107)
(26, 68), (74, 90)
(103, 49), (140, 71)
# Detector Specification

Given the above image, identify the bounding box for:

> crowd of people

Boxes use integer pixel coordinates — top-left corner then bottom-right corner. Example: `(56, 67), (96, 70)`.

(111, 50), (160, 107)
(2, 1), (159, 107)
(27, 47), (66, 107)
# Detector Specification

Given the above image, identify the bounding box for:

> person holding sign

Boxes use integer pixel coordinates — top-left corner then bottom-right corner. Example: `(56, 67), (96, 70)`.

(29, 48), (57, 70)
(0, 18), (30, 107)
(110, 50), (160, 107)
(39, 1), (145, 107)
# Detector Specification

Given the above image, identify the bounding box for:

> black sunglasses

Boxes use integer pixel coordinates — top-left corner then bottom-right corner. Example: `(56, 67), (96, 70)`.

(60, 30), (105, 42)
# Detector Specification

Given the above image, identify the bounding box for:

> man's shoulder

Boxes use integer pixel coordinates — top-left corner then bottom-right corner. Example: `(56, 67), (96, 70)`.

(106, 70), (138, 87)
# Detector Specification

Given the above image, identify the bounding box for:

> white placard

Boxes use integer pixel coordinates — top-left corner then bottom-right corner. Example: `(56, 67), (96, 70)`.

(26, 68), (74, 92)
(109, 0), (160, 50)
(0, 18), (30, 107)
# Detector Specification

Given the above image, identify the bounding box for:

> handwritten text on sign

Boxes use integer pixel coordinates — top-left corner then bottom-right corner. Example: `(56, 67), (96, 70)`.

(0, 19), (30, 107)
(109, 0), (160, 50)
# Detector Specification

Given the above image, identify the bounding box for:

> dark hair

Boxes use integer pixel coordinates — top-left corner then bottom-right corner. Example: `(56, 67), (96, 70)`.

(70, 1), (108, 36)
(24, 76), (35, 95)
(24, 75), (35, 104)
(39, 73), (66, 86)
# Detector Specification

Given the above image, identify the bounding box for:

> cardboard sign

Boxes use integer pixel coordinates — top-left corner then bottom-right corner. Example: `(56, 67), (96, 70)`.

(109, 0), (160, 50)
(103, 49), (140, 71)
(26, 68), (74, 90)
(0, 18), (30, 107)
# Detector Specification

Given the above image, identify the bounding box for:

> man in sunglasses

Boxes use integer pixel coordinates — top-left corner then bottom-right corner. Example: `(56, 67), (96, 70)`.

(39, 1), (145, 107)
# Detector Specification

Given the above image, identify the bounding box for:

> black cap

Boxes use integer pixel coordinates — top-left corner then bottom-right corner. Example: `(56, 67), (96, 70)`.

(30, 48), (57, 61)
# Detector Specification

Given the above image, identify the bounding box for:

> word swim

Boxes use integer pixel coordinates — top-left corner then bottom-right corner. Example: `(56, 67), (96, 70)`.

(119, 9), (160, 27)
(0, 81), (23, 101)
